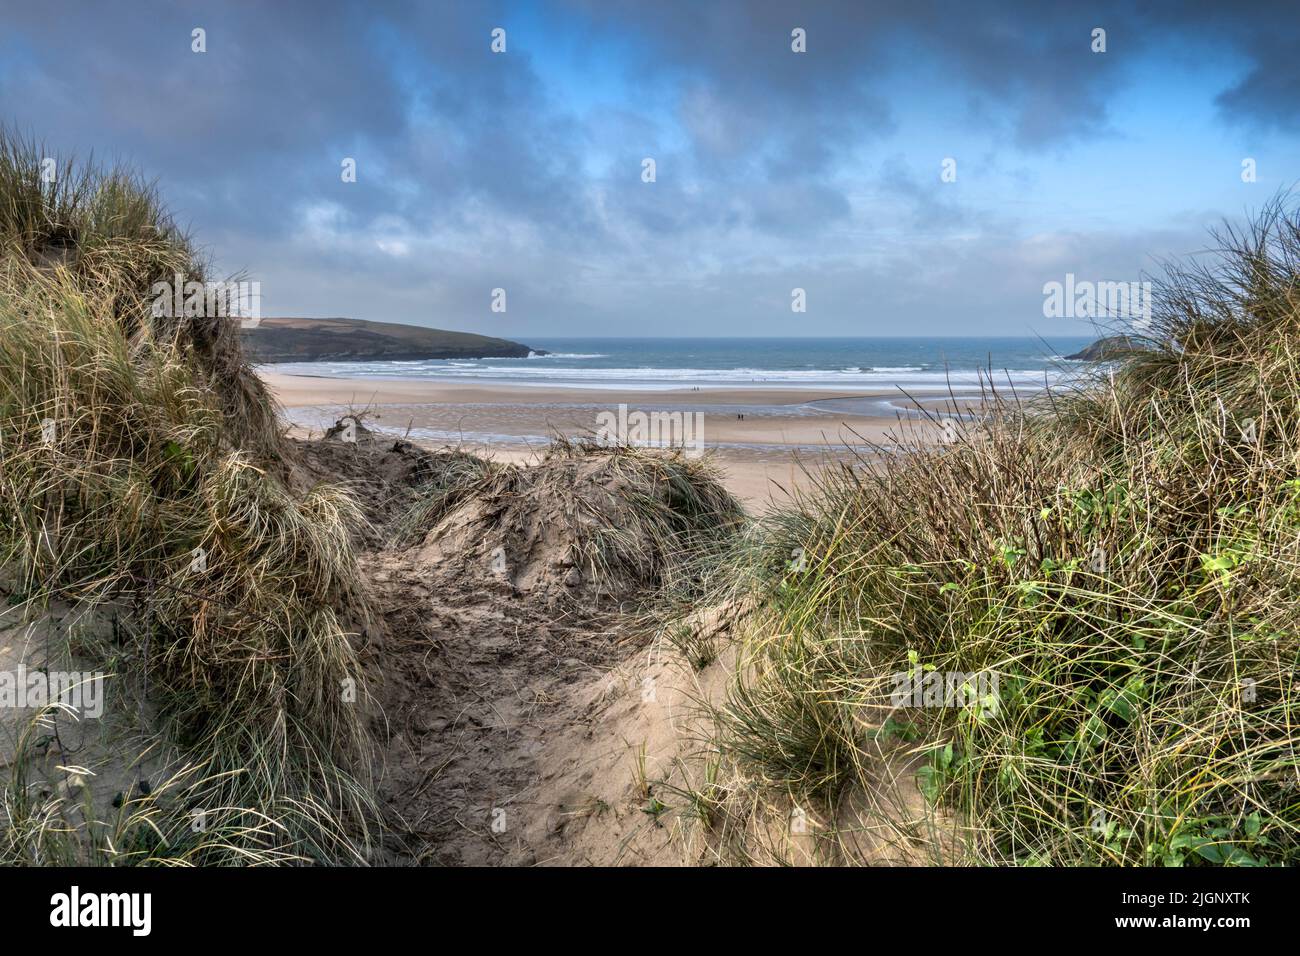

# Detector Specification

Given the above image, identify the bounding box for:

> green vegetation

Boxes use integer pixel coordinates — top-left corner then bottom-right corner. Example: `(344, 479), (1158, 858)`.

(7, 126), (1297, 868)
(0, 133), (374, 864)
(699, 200), (1300, 865)
(241, 316), (538, 363)
(398, 433), (745, 597)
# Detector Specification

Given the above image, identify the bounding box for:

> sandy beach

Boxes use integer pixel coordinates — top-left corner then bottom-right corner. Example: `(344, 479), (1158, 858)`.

(258, 370), (966, 510)
(12, 0), (1299, 890)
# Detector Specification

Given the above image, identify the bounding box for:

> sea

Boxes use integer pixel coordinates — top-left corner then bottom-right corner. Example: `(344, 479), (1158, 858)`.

(263, 335), (1096, 394)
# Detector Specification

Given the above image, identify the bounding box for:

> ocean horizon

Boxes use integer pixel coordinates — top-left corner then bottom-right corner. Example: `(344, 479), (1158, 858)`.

(11, 0), (1300, 887)
(263, 334), (1098, 391)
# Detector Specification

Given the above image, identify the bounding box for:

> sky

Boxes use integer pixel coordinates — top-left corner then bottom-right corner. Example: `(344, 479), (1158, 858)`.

(1, 0), (1298, 338)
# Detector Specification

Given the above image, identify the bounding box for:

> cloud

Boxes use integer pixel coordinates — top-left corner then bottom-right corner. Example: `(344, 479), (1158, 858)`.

(0, 0), (1296, 335)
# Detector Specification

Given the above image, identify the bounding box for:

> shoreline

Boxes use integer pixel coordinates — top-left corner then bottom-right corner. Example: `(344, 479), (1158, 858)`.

(260, 370), (972, 509)
(260, 368), (924, 404)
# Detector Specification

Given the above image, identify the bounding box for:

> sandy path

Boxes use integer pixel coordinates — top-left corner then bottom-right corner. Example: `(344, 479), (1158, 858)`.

(280, 388), (953, 865)
(293, 429), (731, 865)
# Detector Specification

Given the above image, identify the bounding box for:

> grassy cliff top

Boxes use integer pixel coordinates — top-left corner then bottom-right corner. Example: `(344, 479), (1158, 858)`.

(241, 316), (540, 362)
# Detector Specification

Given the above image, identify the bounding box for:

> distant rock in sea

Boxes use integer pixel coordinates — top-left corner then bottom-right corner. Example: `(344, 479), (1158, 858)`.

(241, 317), (543, 363)
(1064, 334), (1145, 362)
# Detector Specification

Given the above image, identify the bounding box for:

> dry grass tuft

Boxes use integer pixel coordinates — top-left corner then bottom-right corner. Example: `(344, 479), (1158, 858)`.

(0, 132), (374, 865)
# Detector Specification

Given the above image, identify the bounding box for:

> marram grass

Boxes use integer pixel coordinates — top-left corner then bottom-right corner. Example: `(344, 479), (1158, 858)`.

(693, 199), (1300, 866)
(0, 133), (374, 865)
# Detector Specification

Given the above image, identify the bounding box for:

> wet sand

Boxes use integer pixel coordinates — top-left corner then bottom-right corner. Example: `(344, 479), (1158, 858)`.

(259, 370), (971, 511)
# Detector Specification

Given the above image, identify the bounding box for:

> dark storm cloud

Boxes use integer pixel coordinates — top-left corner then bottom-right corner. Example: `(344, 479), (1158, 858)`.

(0, 3), (408, 225)
(567, 0), (1139, 152)
(1102, 0), (1300, 131)
(1, 0), (1141, 242)
(1, 1), (1298, 333)
(1210, 27), (1300, 130)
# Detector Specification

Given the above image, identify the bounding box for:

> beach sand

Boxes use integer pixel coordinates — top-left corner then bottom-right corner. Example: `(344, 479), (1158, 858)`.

(258, 370), (967, 511)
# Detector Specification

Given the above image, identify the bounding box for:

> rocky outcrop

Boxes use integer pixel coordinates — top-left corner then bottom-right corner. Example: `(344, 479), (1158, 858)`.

(1065, 334), (1145, 361)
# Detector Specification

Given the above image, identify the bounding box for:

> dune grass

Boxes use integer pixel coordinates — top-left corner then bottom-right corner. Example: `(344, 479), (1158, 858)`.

(0, 133), (374, 865)
(544, 437), (746, 594)
(409, 435), (746, 595)
(698, 200), (1300, 865)
(8, 126), (1296, 868)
